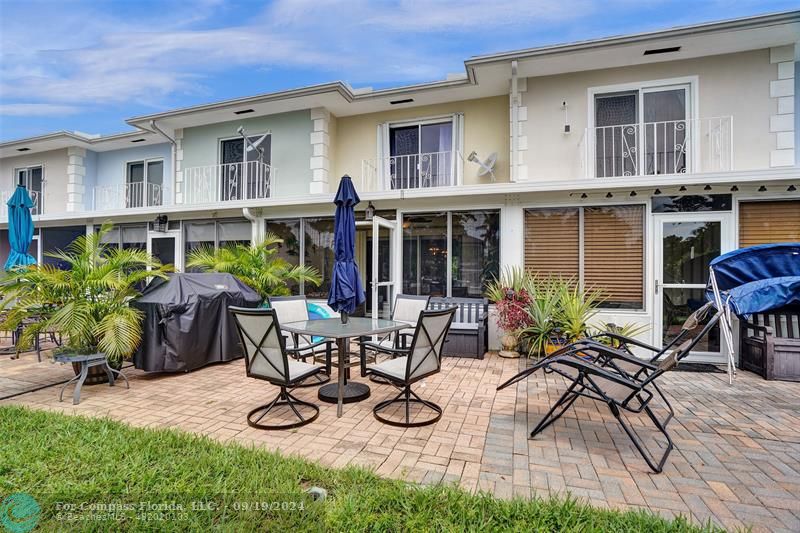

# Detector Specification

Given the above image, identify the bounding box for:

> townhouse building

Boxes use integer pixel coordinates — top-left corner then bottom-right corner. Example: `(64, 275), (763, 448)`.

(0, 11), (798, 363)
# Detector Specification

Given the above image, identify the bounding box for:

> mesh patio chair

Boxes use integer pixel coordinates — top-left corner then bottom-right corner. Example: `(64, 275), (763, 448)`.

(229, 306), (325, 430)
(363, 294), (430, 384)
(497, 305), (722, 473)
(267, 295), (332, 386)
(361, 307), (456, 427)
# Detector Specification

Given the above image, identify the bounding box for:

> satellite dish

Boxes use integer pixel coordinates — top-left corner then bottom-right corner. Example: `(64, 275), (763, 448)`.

(467, 151), (497, 181)
(237, 126), (270, 162)
(247, 133), (270, 152)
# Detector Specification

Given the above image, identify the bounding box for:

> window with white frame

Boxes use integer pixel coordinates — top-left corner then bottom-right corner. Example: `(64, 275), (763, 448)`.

(592, 82), (692, 178)
(219, 134), (272, 201)
(378, 115), (463, 189)
(14, 165), (43, 215)
(402, 210), (500, 298)
(126, 159), (164, 208)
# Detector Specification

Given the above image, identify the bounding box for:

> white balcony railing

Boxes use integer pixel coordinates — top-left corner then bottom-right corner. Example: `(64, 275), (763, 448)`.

(580, 116), (733, 178)
(182, 161), (273, 205)
(92, 182), (167, 211)
(360, 151), (461, 192)
(0, 189), (42, 221)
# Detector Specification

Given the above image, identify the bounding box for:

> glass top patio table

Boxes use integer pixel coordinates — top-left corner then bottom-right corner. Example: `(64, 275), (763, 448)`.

(281, 317), (409, 418)
(281, 317), (408, 338)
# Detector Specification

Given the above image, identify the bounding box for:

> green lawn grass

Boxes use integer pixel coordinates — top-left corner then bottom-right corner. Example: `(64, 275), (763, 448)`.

(0, 405), (716, 532)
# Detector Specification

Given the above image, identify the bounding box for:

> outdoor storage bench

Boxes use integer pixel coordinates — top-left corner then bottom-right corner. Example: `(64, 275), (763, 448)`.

(427, 297), (488, 359)
(739, 307), (800, 382)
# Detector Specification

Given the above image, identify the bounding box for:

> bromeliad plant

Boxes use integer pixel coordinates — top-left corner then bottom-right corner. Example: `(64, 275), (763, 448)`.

(0, 223), (171, 363)
(488, 270), (608, 358)
(185, 233), (321, 299)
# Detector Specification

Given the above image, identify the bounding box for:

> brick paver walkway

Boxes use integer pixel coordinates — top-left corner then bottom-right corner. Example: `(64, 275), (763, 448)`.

(0, 342), (73, 399)
(3, 353), (799, 531)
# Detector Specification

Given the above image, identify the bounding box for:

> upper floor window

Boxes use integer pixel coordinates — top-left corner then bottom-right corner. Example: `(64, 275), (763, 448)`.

(14, 166), (43, 215)
(126, 159), (164, 208)
(374, 114), (463, 191)
(592, 82), (693, 177)
(219, 134), (272, 201)
(389, 120), (454, 188)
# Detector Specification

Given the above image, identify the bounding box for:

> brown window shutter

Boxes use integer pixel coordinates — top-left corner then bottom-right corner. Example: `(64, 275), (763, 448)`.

(524, 208), (579, 279)
(584, 205), (644, 308)
(739, 200), (800, 247)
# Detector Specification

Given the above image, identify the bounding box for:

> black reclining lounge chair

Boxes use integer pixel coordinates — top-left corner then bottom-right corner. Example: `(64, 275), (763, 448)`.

(497, 302), (722, 473)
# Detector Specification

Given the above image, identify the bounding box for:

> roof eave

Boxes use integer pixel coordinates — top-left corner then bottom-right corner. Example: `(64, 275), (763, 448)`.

(465, 10), (800, 67)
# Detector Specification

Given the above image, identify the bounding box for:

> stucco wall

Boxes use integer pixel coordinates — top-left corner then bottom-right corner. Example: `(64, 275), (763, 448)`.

(332, 96), (510, 191)
(0, 148), (69, 215)
(522, 49), (776, 180)
(87, 143), (173, 210)
(181, 110), (312, 198)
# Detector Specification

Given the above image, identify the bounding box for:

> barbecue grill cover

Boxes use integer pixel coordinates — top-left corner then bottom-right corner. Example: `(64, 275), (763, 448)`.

(133, 273), (262, 372)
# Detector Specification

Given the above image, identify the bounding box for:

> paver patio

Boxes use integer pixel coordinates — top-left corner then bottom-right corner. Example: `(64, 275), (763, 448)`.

(2, 351), (799, 531)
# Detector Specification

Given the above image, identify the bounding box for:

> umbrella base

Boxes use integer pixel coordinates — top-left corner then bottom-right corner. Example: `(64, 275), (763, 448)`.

(318, 382), (370, 404)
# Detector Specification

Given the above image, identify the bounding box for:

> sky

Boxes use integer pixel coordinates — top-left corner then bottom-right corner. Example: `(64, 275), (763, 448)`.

(0, 0), (796, 142)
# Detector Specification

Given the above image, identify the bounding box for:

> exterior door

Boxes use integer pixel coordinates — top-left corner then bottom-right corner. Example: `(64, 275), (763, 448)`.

(356, 216), (396, 320)
(371, 216), (396, 320)
(654, 213), (732, 363)
(593, 84), (690, 177)
(147, 230), (182, 271)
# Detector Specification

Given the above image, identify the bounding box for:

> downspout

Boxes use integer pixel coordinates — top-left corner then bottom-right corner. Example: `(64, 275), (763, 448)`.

(149, 120), (177, 206)
(510, 60), (519, 183)
(243, 207), (262, 243)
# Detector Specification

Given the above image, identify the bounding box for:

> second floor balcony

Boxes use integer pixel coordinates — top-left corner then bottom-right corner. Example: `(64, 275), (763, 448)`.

(360, 151), (461, 192)
(0, 188), (41, 219)
(182, 161), (274, 205)
(93, 182), (168, 211)
(580, 116), (733, 178)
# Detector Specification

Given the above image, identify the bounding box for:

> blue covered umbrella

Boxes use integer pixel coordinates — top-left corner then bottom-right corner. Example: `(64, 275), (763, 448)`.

(327, 175), (365, 323)
(706, 242), (800, 383)
(5, 185), (36, 271)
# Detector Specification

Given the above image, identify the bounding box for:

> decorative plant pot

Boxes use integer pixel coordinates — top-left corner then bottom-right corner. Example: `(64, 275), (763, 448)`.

(498, 333), (521, 358)
(544, 338), (568, 356)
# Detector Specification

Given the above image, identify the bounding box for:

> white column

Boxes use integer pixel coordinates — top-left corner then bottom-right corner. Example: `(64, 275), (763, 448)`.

(66, 147), (86, 212)
(174, 128), (184, 204)
(770, 45), (795, 167)
(499, 198), (525, 270)
(309, 108), (330, 194)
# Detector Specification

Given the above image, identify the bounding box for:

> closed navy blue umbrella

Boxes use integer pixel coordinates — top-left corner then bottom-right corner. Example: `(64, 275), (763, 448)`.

(327, 175), (364, 322)
(5, 185), (36, 271)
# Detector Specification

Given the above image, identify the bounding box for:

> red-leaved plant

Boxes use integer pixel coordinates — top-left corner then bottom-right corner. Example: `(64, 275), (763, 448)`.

(495, 288), (533, 334)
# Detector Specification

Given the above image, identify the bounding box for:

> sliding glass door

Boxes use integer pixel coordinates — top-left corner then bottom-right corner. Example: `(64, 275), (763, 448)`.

(594, 84), (690, 177)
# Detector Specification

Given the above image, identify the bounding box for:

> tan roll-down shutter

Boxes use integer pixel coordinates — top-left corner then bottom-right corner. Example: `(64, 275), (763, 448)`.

(584, 205), (644, 306)
(524, 208), (580, 279)
(739, 200), (800, 247)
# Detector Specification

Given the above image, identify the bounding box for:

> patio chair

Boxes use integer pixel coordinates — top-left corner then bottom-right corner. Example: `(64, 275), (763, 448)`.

(521, 302), (717, 428)
(361, 307), (456, 427)
(363, 294), (430, 384)
(497, 305), (722, 473)
(267, 295), (332, 386)
(229, 306), (325, 430)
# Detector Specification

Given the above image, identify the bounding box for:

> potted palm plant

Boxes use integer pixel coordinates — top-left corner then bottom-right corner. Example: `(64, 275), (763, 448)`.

(185, 233), (321, 299)
(0, 223), (170, 379)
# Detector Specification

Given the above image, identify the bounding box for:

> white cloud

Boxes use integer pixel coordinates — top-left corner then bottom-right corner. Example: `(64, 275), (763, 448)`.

(0, 0), (670, 119)
(0, 103), (81, 116)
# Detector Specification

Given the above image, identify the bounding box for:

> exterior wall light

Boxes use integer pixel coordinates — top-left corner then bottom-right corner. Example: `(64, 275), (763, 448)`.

(153, 214), (169, 232)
